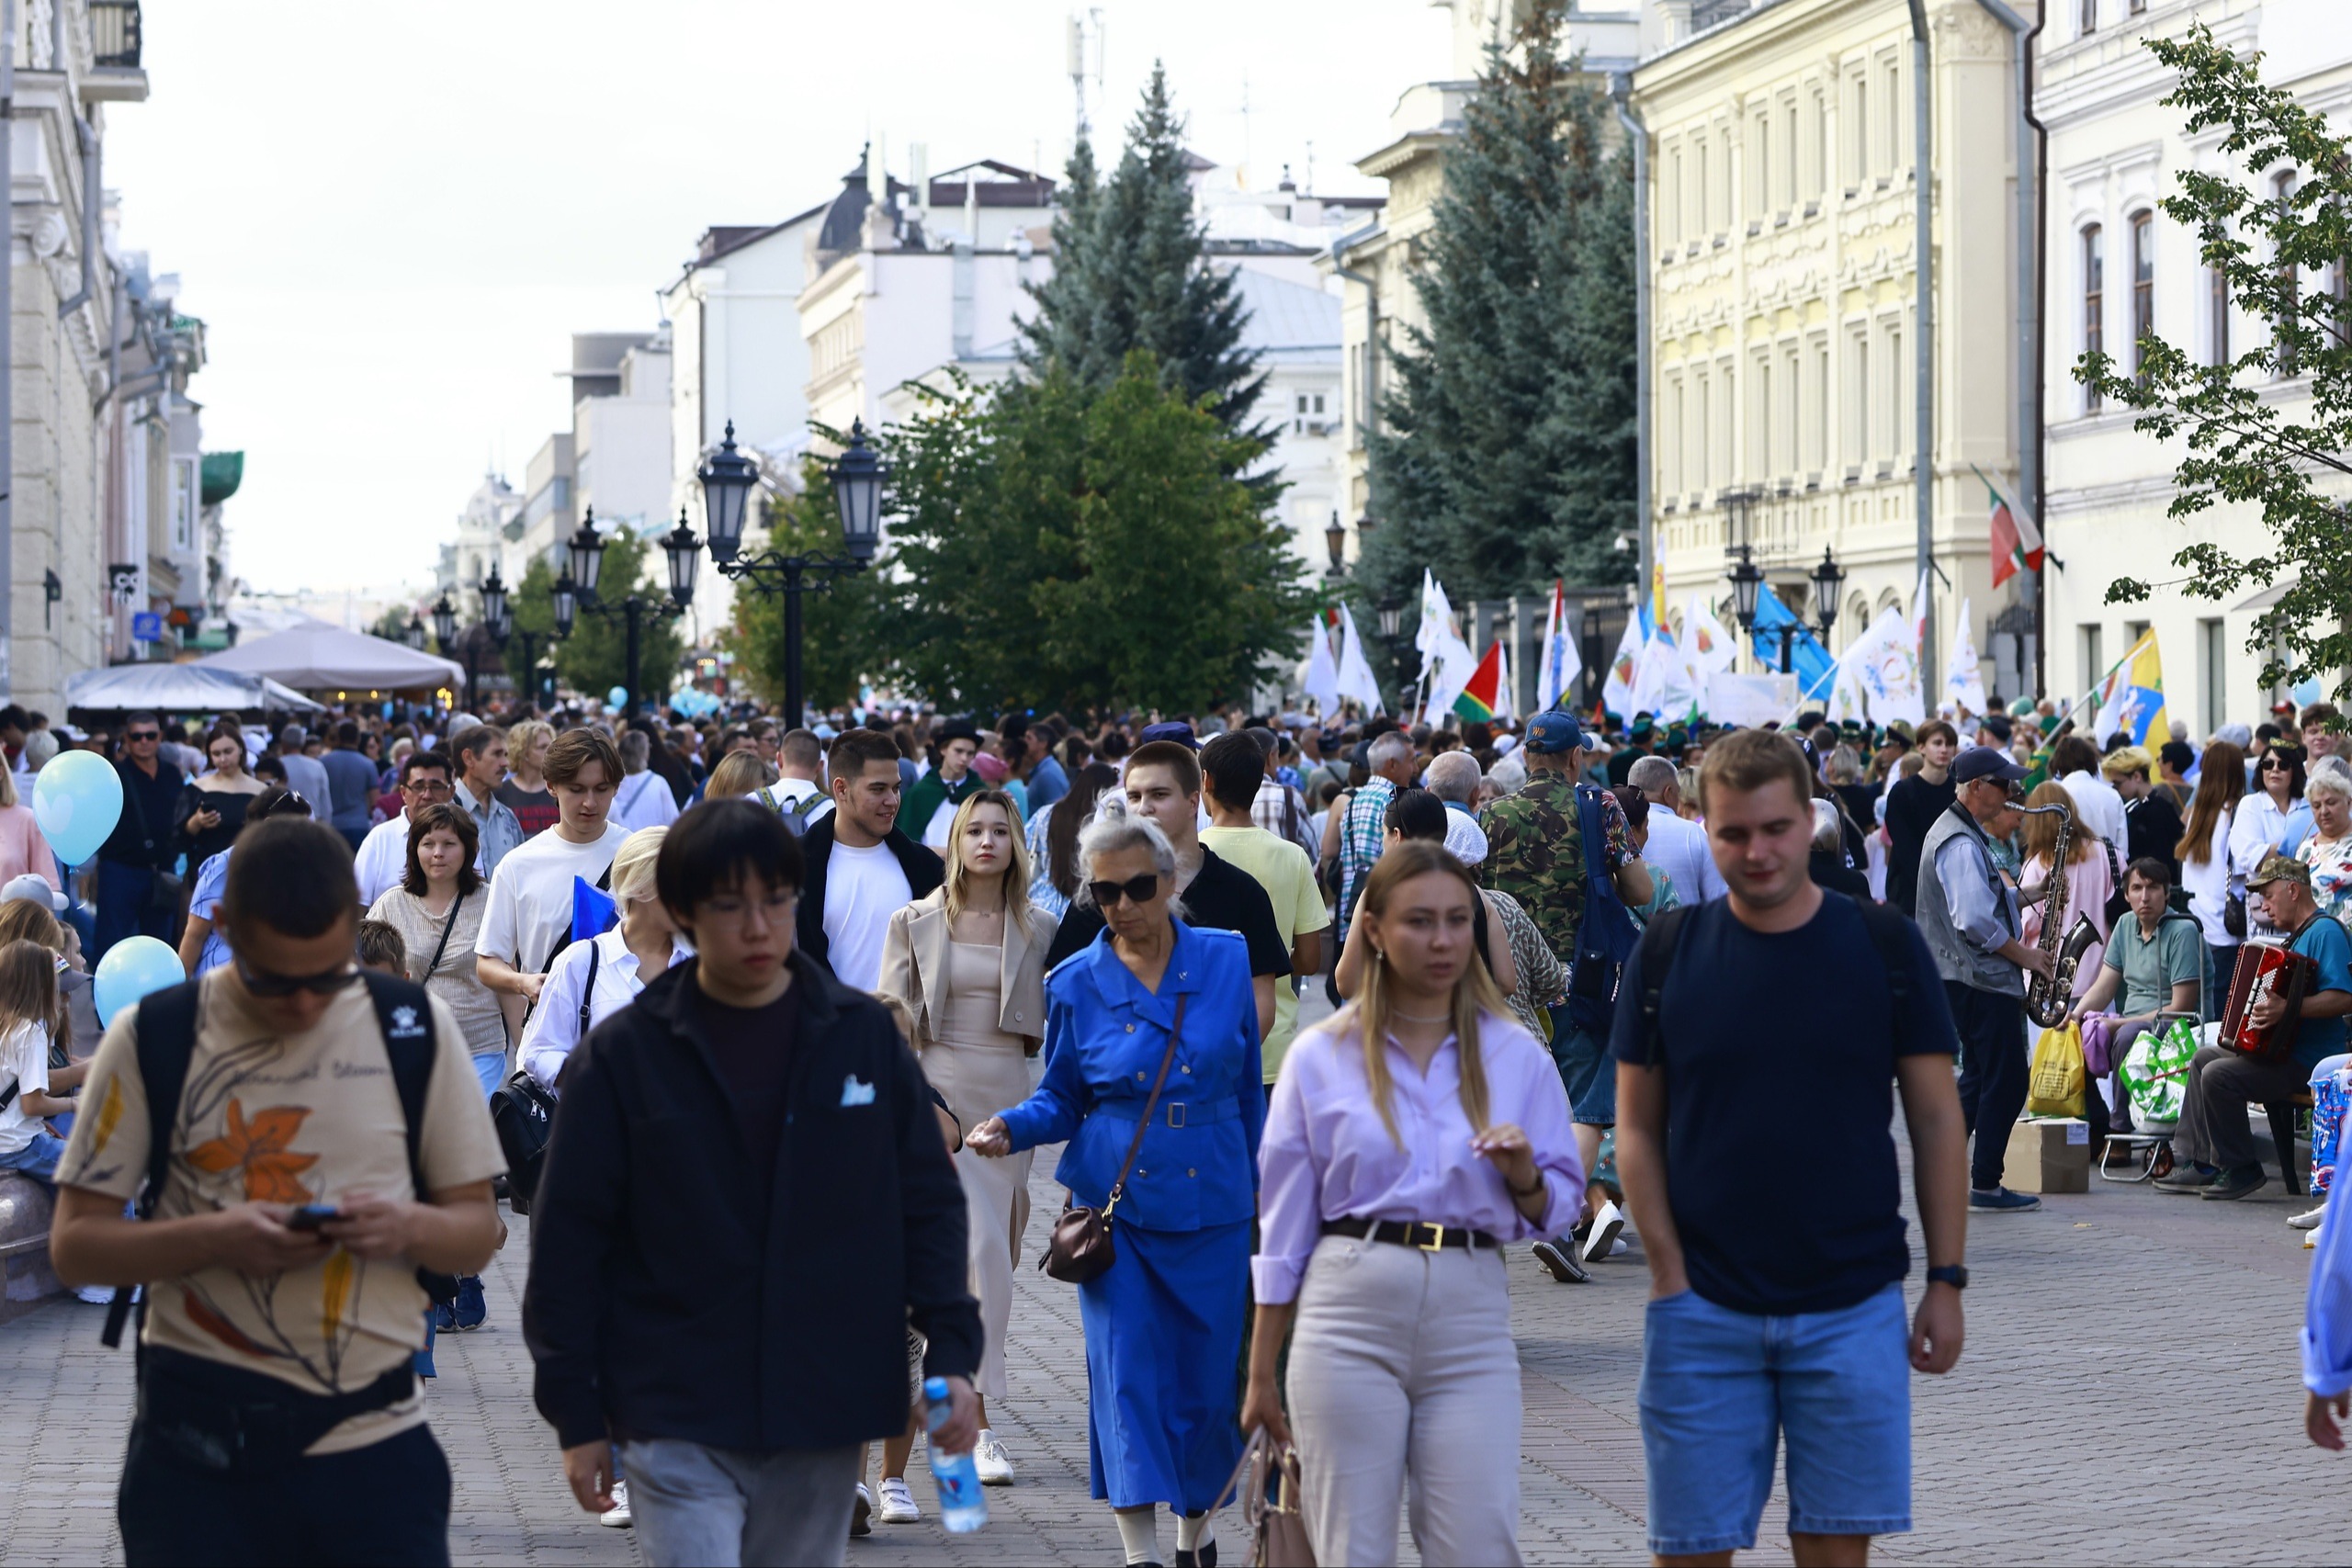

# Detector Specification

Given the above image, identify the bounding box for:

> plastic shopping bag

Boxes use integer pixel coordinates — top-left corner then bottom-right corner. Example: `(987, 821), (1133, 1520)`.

(2027, 1022), (2087, 1118)
(2120, 1016), (2198, 1127)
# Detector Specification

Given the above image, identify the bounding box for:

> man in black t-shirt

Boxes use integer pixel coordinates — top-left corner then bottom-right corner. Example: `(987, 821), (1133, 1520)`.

(1043, 740), (1287, 1041)
(1883, 718), (1959, 916)
(1613, 729), (1967, 1562)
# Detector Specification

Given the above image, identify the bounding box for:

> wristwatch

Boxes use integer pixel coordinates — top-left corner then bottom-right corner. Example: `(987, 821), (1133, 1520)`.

(1926, 1264), (1969, 1291)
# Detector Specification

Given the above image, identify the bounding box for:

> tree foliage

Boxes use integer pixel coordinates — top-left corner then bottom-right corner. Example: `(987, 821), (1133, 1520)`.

(876, 357), (1311, 714)
(508, 530), (687, 705)
(718, 458), (884, 713)
(1359, 0), (1638, 637)
(2081, 24), (2352, 695)
(1019, 64), (1269, 443)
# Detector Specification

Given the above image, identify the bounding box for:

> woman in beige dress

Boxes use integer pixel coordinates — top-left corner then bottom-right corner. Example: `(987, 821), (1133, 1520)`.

(878, 787), (1054, 1503)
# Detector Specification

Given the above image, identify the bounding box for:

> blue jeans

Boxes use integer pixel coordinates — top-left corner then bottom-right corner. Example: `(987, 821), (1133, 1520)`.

(1638, 1282), (1912, 1556)
(471, 1052), (504, 1100)
(1547, 1010), (1615, 1126)
(0, 1132), (63, 1184)
(94, 860), (173, 964)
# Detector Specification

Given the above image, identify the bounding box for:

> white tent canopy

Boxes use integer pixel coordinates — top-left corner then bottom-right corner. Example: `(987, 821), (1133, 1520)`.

(198, 621), (464, 693)
(64, 661), (326, 716)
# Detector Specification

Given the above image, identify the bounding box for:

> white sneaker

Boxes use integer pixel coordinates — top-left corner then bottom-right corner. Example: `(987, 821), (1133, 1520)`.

(876, 1476), (921, 1523)
(598, 1480), (634, 1529)
(973, 1427), (1014, 1486)
(1582, 1200), (1625, 1265)
(2290, 1205), (2329, 1231)
(73, 1283), (114, 1305)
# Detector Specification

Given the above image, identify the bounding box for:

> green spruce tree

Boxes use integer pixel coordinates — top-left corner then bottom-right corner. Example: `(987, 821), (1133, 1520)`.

(1360, 0), (1638, 641)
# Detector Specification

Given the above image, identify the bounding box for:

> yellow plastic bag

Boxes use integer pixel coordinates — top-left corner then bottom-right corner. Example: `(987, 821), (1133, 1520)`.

(2027, 1021), (2087, 1118)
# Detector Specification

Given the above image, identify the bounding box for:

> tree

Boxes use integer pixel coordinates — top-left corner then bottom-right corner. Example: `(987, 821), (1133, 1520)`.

(1019, 65), (1269, 442)
(877, 356), (1312, 713)
(368, 605), (415, 644)
(507, 531), (688, 705)
(719, 458), (884, 712)
(1358, 0), (1638, 649)
(2081, 24), (2352, 696)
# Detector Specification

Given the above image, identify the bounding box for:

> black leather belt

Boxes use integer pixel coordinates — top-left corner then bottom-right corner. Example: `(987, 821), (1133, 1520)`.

(1323, 1217), (1500, 1252)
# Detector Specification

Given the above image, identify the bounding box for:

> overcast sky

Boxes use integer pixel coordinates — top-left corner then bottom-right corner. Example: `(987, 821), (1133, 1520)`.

(104, 0), (1452, 595)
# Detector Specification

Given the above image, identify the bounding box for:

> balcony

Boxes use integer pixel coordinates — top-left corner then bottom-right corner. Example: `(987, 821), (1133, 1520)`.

(83, 1), (146, 102)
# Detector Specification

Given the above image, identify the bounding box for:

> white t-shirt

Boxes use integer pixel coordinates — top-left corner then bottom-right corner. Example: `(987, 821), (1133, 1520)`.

(475, 822), (631, 975)
(0, 1019), (49, 1156)
(612, 771), (681, 834)
(355, 816), (413, 908)
(1643, 808), (1729, 904)
(823, 839), (913, 990)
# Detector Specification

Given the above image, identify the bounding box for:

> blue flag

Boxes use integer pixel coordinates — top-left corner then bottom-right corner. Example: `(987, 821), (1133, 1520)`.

(1748, 584), (1835, 696)
(571, 875), (619, 945)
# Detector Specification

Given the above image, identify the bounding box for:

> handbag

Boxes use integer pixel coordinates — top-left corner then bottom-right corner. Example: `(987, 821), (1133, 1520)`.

(1214, 1426), (1317, 1568)
(1039, 994), (1187, 1285)
(2026, 1022), (2087, 1118)
(490, 939), (594, 1209)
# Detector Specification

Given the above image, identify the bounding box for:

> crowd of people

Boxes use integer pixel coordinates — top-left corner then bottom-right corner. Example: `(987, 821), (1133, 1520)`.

(0, 681), (2343, 1567)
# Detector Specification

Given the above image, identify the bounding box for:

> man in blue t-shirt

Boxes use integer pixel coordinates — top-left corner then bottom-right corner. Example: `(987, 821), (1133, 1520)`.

(2160, 853), (2352, 1200)
(1612, 728), (1969, 1562)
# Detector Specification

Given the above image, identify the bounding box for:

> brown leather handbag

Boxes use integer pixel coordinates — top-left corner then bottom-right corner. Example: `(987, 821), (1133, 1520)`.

(1040, 995), (1188, 1285)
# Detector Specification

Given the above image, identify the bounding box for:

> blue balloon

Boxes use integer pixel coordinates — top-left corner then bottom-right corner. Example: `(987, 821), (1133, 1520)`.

(606, 686), (628, 710)
(95, 936), (185, 1027)
(32, 750), (123, 866)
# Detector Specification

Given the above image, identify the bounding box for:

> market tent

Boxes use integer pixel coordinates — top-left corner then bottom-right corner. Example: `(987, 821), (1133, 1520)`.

(64, 661), (326, 716)
(198, 621), (464, 693)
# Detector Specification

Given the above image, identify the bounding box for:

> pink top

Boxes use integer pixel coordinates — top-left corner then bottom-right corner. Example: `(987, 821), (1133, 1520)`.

(1253, 1008), (1586, 1303)
(0, 805), (55, 888)
(2022, 849), (2114, 998)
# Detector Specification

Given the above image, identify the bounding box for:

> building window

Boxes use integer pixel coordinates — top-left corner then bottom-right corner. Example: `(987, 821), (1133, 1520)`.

(1749, 357), (1770, 479)
(2083, 223), (2105, 411)
(2131, 209), (2154, 381)
(2129, 0), (2146, 12)
(1752, 115), (1770, 220)
(1886, 324), (1905, 462)
(2080, 625), (2105, 698)
(2332, 245), (2349, 347)
(2080, 0), (2098, 34)
(2199, 616), (2226, 733)
(1696, 372), (1713, 491)
(1665, 145), (1682, 244)
(1695, 138), (1710, 234)
(1851, 74), (1869, 185)
(1781, 345), (1801, 474)
(1782, 96), (1797, 211)
(1811, 89), (1827, 197)
(1813, 338), (1830, 471)
(2210, 265), (2231, 366)
(1883, 58), (1900, 173)
(171, 457), (197, 554)
(2276, 169), (2301, 378)
(1848, 330), (1871, 462)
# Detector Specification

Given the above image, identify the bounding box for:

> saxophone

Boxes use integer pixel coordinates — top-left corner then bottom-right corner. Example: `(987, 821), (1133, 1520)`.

(2019, 801), (2102, 1028)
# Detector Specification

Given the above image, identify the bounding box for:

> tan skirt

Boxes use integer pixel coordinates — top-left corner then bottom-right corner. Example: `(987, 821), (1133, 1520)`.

(921, 1034), (1040, 1400)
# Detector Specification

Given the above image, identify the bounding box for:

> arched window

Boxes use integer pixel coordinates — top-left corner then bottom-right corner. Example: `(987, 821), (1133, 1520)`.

(2083, 223), (2105, 411)
(2131, 210), (2154, 381)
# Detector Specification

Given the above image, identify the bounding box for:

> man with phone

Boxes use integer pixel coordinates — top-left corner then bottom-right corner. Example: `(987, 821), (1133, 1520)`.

(50, 816), (506, 1565)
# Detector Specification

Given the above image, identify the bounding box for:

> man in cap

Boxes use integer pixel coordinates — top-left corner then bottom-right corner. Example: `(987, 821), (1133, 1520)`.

(1918, 745), (2052, 1213)
(1607, 715), (1656, 788)
(2157, 855), (2352, 1200)
(896, 718), (983, 843)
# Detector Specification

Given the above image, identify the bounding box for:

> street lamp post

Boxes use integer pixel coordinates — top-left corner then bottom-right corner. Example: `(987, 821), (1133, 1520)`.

(696, 418), (882, 725)
(549, 509), (700, 718)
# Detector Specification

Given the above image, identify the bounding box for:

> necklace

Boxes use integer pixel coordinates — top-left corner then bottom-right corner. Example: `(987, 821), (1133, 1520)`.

(1391, 1008), (1451, 1023)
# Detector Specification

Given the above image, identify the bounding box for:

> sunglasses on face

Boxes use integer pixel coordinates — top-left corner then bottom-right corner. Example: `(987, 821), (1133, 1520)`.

(234, 958), (362, 999)
(2265, 758), (2293, 771)
(1087, 873), (1162, 908)
(126, 731), (159, 743)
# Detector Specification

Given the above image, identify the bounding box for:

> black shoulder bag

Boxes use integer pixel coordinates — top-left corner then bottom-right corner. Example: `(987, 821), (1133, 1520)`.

(490, 941), (589, 1210)
(1041, 995), (1188, 1284)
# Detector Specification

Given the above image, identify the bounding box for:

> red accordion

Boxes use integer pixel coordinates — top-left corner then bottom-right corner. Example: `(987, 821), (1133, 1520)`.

(2221, 942), (2319, 1062)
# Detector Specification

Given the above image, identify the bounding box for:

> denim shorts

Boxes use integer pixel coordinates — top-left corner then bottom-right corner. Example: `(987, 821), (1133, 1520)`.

(1637, 1281), (1911, 1556)
(1549, 1015), (1616, 1126)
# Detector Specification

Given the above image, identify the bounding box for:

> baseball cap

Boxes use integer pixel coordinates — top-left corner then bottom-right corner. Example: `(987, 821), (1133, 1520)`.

(1524, 709), (1595, 755)
(1136, 721), (1200, 750)
(0, 874), (65, 912)
(1951, 746), (2029, 786)
(2248, 852), (2312, 890)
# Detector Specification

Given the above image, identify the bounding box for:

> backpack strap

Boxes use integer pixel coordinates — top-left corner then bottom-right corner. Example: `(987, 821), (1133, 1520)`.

(102, 978), (206, 1348)
(360, 971), (459, 1306)
(1633, 903), (1695, 1067)
(1852, 898), (1917, 1055)
(579, 939), (601, 1038)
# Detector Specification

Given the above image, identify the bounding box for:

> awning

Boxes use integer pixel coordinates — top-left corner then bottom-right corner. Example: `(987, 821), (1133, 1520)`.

(64, 661), (324, 716)
(198, 620), (463, 693)
(2234, 579), (2299, 614)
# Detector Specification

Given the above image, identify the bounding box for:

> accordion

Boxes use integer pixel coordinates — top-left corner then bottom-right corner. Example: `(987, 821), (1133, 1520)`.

(2221, 942), (2319, 1062)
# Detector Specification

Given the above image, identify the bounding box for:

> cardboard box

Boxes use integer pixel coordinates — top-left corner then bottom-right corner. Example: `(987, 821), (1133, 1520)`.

(2003, 1117), (2092, 1194)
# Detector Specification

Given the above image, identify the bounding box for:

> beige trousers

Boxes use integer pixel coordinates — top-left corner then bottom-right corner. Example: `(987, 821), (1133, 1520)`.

(1284, 1233), (1524, 1567)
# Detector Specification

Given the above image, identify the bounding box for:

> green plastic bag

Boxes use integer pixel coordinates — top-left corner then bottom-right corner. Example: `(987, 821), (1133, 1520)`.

(2121, 1017), (2198, 1126)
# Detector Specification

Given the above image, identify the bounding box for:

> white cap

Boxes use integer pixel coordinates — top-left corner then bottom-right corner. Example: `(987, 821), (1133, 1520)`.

(0, 874), (65, 912)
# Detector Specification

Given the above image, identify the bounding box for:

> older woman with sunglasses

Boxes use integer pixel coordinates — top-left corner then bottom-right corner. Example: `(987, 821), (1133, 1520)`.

(2234, 744), (2314, 940)
(967, 804), (1261, 1568)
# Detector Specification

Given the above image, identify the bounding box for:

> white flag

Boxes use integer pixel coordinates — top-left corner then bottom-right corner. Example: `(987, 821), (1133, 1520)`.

(1847, 605), (1927, 726)
(1335, 604), (1385, 714)
(1631, 628), (1694, 718)
(1493, 635), (1515, 724)
(1683, 593), (1739, 676)
(1423, 625), (1481, 723)
(1536, 580), (1581, 713)
(1944, 596), (1987, 715)
(1602, 617), (1645, 719)
(1301, 616), (1340, 716)
(1416, 571), (1457, 677)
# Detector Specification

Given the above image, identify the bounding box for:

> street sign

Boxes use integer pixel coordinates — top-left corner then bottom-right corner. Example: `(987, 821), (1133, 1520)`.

(130, 612), (164, 644)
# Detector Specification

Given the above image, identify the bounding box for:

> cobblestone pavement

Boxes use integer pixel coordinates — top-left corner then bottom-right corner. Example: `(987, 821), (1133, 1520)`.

(4, 1103), (2348, 1564)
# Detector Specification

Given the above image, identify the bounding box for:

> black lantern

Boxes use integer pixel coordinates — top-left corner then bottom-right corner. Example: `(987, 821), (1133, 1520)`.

(1325, 512), (1347, 572)
(662, 510), (702, 607)
(1808, 547), (1847, 638)
(430, 592), (457, 651)
(567, 513), (606, 601)
(1726, 546), (1764, 632)
(478, 564), (508, 630)
(491, 604), (513, 648)
(696, 421), (760, 565)
(403, 614), (425, 651)
(1377, 600), (1402, 639)
(829, 420), (884, 563)
(551, 571), (578, 639)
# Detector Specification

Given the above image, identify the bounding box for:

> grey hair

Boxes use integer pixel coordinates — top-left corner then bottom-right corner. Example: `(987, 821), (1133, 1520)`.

(2309, 761), (2352, 805)
(1425, 750), (1481, 804)
(1072, 795), (1185, 919)
(619, 729), (651, 772)
(1627, 754), (1679, 797)
(22, 731), (58, 772)
(1811, 797), (1843, 853)
(1366, 731), (1413, 772)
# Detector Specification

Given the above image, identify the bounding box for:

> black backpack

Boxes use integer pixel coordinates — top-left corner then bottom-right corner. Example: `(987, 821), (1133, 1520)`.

(1629, 895), (1917, 1066)
(103, 971), (458, 1348)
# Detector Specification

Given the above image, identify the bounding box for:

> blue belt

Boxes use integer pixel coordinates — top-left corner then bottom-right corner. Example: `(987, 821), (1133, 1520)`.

(1096, 1094), (1243, 1129)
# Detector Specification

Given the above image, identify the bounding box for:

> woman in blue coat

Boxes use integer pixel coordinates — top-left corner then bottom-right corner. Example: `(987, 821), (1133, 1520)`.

(970, 807), (1262, 1568)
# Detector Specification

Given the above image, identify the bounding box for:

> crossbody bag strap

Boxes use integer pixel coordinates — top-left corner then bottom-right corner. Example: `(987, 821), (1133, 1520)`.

(579, 939), (600, 1037)
(1104, 993), (1188, 1214)
(422, 889), (465, 981)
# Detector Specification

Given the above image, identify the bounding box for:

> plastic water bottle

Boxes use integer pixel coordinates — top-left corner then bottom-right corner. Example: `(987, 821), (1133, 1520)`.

(923, 1376), (989, 1534)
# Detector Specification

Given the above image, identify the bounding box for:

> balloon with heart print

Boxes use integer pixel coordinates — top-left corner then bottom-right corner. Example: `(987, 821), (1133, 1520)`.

(30, 749), (123, 866)
(94, 936), (185, 1027)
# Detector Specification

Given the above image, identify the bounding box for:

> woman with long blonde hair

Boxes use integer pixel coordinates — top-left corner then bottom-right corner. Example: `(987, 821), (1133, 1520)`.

(876, 787), (1055, 1503)
(1243, 840), (1584, 1565)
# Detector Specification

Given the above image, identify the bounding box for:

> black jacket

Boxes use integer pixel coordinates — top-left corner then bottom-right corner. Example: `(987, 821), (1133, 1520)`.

(521, 952), (981, 1452)
(98, 756), (187, 869)
(795, 814), (944, 972)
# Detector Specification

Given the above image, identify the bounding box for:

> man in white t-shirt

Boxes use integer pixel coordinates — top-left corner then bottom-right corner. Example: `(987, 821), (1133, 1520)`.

(356, 750), (457, 908)
(1629, 755), (1729, 903)
(612, 731), (682, 834)
(796, 728), (942, 989)
(476, 729), (629, 1042)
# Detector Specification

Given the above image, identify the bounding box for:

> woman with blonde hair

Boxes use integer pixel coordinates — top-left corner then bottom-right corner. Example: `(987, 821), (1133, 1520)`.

(1244, 841), (1583, 1565)
(518, 824), (691, 1091)
(499, 718), (560, 838)
(2018, 779), (2114, 998)
(704, 749), (776, 804)
(877, 787), (1055, 1500)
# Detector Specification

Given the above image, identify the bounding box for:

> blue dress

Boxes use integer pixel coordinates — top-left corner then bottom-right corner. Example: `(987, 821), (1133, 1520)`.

(996, 919), (1264, 1511)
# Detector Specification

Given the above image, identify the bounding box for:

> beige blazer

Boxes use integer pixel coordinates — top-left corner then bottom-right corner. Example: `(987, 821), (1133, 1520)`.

(875, 886), (1050, 1052)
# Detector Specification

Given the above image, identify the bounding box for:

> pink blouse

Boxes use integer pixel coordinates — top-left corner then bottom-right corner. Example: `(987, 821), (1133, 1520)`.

(2022, 849), (2114, 998)
(1253, 1008), (1586, 1304)
(0, 805), (55, 889)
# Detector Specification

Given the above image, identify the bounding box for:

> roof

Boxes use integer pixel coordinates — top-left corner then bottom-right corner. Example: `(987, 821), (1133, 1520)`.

(1229, 270), (1341, 358)
(685, 197), (831, 269)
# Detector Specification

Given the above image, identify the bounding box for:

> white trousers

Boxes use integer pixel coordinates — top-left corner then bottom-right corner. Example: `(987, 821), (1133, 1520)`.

(1284, 1233), (1524, 1567)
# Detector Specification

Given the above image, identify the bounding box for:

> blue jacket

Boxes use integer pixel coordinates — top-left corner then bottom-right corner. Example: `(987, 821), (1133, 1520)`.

(999, 919), (1263, 1232)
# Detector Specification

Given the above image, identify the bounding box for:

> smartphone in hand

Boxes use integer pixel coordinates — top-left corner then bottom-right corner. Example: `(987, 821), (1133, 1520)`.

(286, 1204), (341, 1232)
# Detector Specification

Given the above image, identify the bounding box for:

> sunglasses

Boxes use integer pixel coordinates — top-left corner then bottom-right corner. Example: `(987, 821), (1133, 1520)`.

(1086, 873), (1162, 908)
(234, 958), (362, 999)
(126, 731), (159, 742)
(2264, 758), (2293, 771)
